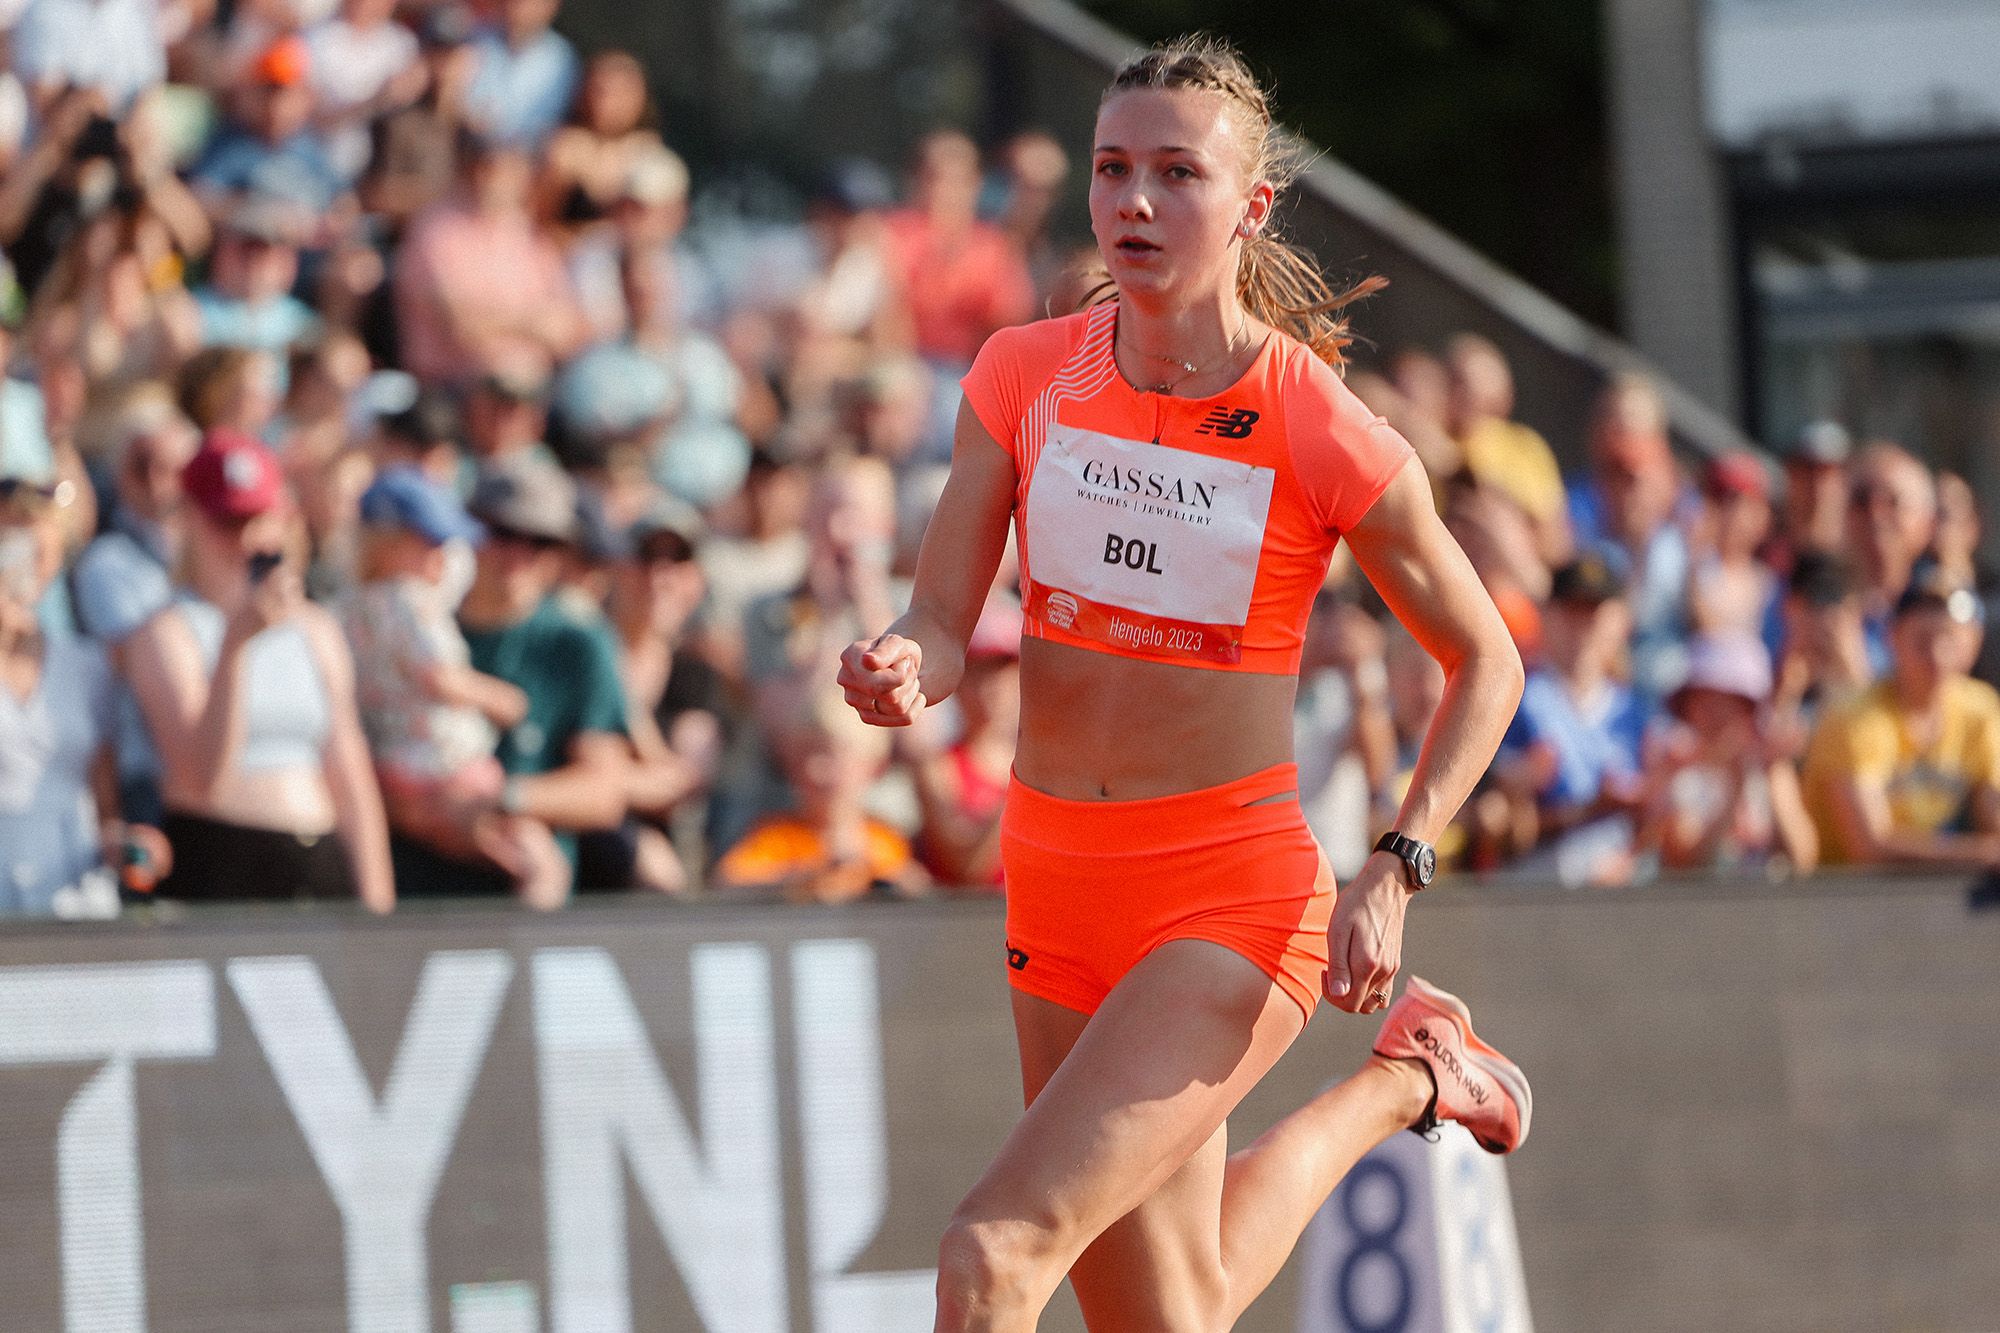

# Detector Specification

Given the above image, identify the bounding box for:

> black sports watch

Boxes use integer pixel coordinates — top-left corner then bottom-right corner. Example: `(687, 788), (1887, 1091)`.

(1374, 831), (1437, 891)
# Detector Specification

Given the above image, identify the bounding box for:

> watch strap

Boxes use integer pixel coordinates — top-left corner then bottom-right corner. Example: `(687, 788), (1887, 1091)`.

(1373, 831), (1435, 889)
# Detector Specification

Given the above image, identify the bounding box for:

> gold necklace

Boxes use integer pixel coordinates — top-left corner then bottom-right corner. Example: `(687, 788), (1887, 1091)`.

(1118, 310), (1250, 395)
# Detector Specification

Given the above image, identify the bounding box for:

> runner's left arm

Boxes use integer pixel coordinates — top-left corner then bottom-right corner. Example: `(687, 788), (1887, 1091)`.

(1322, 456), (1526, 1013)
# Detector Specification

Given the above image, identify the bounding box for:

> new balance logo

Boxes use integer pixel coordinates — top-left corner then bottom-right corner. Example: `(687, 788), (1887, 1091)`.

(1411, 1024), (1488, 1104)
(1005, 946), (1030, 971)
(1196, 407), (1259, 438)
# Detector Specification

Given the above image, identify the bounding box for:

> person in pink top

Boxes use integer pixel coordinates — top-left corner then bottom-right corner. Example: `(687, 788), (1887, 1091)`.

(880, 130), (1036, 367)
(393, 132), (585, 386)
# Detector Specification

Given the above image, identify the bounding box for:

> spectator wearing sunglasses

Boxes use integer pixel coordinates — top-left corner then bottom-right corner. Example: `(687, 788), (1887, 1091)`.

(391, 451), (629, 897)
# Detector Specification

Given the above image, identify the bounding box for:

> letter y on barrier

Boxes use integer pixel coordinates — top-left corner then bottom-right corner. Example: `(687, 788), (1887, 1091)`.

(0, 961), (215, 1333)
(228, 952), (513, 1333)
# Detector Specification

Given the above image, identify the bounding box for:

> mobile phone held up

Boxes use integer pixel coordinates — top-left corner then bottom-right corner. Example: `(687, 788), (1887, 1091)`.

(247, 550), (283, 584)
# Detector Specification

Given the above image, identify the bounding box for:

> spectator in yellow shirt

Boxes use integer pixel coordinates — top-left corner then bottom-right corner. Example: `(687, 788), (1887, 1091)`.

(1444, 333), (1570, 566)
(1803, 560), (2000, 868)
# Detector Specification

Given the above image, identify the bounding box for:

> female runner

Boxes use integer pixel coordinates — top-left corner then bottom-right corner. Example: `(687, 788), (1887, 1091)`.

(838, 37), (1532, 1331)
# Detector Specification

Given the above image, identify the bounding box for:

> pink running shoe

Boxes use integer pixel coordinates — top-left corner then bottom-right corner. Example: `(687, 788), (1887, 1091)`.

(1372, 976), (1532, 1154)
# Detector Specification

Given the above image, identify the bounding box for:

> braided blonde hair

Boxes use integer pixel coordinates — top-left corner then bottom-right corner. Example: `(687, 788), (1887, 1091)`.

(1078, 35), (1384, 369)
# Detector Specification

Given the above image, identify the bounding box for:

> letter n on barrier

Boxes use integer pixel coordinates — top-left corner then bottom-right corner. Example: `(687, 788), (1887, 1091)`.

(0, 961), (216, 1333)
(533, 946), (784, 1333)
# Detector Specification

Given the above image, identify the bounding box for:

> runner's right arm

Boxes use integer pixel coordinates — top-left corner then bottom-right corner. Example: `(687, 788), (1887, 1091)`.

(839, 400), (1017, 726)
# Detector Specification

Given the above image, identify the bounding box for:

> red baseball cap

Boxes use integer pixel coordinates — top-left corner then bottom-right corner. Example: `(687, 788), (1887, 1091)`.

(1703, 449), (1770, 501)
(183, 429), (287, 521)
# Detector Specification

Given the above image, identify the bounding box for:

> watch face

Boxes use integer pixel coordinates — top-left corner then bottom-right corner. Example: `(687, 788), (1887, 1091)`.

(1416, 846), (1437, 885)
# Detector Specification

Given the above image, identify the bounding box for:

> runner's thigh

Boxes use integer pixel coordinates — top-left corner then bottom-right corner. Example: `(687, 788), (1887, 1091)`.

(1012, 988), (1225, 1329)
(964, 939), (1306, 1278)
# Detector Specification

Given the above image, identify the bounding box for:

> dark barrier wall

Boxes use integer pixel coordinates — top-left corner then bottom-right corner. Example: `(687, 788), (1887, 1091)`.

(0, 878), (1994, 1331)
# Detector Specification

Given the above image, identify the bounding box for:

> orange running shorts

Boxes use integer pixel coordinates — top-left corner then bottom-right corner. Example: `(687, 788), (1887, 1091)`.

(1000, 762), (1335, 1023)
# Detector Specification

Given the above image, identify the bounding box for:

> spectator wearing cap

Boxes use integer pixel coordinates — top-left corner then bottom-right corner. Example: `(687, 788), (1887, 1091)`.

(587, 497), (718, 894)
(0, 464), (168, 915)
(880, 130), (1035, 368)
(392, 452), (629, 896)
(909, 593), (1020, 889)
(340, 466), (569, 907)
(121, 429), (394, 908)
(192, 197), (321, 357)
(1445, 334), (1570, 569)
(1802, 559), (2000, 870)
(458, 0), (579, 150)
(1771, 420), (1851, 570)
(1846, 442), (1939, 676)
(1569, 374), (1692, 700)
(189, 38), (345, 218)
(393, 132), (586, 386)
(1493, 551), (1653, 887)
(1636, 631), (1816, 874)
(1688, 448), (1777, 638)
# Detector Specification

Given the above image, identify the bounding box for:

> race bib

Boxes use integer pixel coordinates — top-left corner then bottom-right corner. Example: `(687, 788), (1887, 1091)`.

(1023, 424), (1275, 664)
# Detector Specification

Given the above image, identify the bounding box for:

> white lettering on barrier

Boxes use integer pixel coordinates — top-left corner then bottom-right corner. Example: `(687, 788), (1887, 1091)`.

(0, 941), (930, 1331)
(534, 945), (784, 1333)
(0, 961), (216, 1333)
(791, 940), (936, 1330)
(1295, 1122), (1533, 1333)
(229, 952), (514, 1333)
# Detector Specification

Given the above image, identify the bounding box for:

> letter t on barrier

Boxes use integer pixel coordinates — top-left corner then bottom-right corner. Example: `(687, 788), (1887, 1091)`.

(0, 961), (216, 1333)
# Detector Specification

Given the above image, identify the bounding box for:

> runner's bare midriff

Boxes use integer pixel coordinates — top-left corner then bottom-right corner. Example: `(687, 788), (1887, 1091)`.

(1012, 637), (1298, 800)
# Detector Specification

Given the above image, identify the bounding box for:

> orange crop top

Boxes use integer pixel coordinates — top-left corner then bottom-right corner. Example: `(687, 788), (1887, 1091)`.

(960, 302), (1414, 674)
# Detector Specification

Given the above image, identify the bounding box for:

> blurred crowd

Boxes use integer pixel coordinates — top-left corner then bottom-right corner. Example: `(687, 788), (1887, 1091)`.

(1, 0), (1996, 915)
